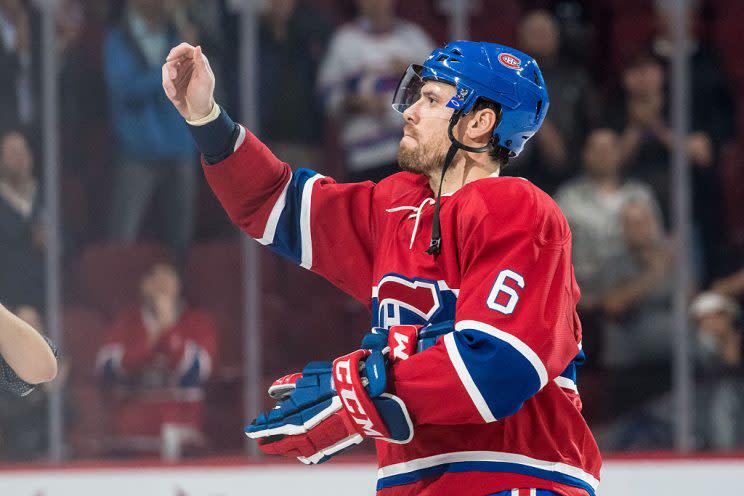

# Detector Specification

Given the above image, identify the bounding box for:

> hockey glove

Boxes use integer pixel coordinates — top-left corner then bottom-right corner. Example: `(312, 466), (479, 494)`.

(363, 321), (454, 361)
(244, 348), (413, 464)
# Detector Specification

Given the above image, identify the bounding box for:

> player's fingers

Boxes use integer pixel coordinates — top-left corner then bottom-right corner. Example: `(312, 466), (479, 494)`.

(166, 42), (195, 62)
(174, 63), (195, 91)
(200, 46), (215, 77)
(166, 42), (195, 61)
(194, 46), (216, 83)
(259, 434), (317, 458)
(193, 45), (207, 75)
(162, 63), (177, 98)
(163, 58), (195, 95)
(163, 59), (181, 81)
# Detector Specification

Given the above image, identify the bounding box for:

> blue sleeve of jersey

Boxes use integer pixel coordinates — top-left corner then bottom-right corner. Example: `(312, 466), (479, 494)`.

(257, 168), (324, 268)
(443, 322), (543, 421)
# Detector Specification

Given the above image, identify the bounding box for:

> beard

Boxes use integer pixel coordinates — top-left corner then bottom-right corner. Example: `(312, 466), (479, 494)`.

(397, 135), (450, 176)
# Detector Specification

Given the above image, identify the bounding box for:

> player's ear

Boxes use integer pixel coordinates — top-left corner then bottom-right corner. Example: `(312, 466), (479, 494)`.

(466, 107), (497, 145)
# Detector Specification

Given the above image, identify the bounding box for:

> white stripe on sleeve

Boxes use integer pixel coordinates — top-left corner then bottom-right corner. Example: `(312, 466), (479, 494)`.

(256, 172), (292, 245)
(443, 332), (497, 423)
(554, 376), (578, 392)
(233, 124), (247, 150)
(300, 174), (324, 269)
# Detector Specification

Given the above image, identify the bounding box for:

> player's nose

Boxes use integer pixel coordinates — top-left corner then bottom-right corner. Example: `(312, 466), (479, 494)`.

(402, 104), (419, 125)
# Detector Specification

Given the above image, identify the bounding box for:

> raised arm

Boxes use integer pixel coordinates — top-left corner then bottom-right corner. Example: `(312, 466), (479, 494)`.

(0, 304), (58, 393)
(162, 44), (376, 303)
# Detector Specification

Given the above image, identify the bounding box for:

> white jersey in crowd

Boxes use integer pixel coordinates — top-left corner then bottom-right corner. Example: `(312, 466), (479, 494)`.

(317, 18), (434, 173)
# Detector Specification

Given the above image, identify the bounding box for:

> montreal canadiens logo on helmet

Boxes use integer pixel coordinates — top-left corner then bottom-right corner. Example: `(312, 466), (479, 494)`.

(498, 53), (521, 69)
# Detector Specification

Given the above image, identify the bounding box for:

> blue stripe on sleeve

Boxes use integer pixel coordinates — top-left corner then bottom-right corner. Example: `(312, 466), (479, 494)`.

(559, 350), (585, 382)
(450, 328), (542, 419)
(559, 362), (576, 383)
(267, 168), (317, 264)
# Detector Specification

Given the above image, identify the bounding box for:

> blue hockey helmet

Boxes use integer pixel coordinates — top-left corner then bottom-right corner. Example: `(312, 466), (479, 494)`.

(392, 41), (549, 157)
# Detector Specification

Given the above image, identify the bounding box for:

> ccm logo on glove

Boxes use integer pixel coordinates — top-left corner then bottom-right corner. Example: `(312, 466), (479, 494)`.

(333, 353), (387, 438)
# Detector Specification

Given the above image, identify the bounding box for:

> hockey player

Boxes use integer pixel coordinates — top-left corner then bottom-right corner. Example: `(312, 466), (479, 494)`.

(163, 41), (602, 496)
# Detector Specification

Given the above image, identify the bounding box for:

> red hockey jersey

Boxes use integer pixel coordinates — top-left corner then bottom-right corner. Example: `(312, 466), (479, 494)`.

(203, 128), (602, 496)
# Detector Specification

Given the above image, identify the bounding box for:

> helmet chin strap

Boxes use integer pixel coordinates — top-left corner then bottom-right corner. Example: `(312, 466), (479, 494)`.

(426, 111), (491, 256)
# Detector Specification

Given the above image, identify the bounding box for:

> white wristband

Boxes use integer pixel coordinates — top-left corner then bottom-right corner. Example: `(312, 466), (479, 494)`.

(186, 103), (221, 126)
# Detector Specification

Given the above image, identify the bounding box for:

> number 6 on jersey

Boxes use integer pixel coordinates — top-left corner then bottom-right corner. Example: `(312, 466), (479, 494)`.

(486, 269), (525, 314)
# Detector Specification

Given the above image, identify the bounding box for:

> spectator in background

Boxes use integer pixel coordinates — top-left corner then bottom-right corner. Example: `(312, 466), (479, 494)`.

(56, 0), (94, 159)
(104, 0), (195, 262)
(606, 53), (723, 284)
(597, 290), (742, 452)
(556, 128), (659, 311)
(509, 9), (598, 193)
(652, 0), (735, 284)
(652, 0), (734, 147)
(166, 0), (227, 103)
(0, 130), (45, 309)
(95, 262), (217, 455)
(163, 0), (198, 46)
(610, 55), (675, 173)
(599, 198), (673, 370)
(690, 292), (744, 450)
(318, 0), (433, 182)
(597, 198), (675, 430)
(258, 0), (330, 169)
(0, 0), (35, 134)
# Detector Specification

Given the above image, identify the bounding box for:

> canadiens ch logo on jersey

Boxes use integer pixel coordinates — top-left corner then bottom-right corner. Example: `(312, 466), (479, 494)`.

(372, 274), (458, 328)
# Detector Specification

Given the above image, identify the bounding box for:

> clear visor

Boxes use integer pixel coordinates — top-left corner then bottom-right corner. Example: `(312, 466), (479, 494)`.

(391, 64), (426, 113)
(391, 64), (458, 119)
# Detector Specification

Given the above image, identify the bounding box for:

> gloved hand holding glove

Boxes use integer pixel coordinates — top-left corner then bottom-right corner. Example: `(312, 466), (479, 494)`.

(244, 326), (420, 464)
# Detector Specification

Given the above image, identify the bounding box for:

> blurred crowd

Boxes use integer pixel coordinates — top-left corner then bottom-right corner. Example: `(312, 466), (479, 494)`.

(1, 0), (744, 460)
